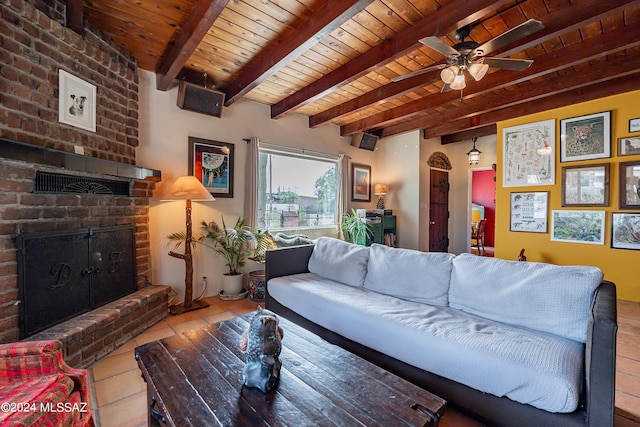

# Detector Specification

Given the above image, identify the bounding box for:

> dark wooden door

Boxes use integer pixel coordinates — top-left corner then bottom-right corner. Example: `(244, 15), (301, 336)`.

(429, 169), (449, 252)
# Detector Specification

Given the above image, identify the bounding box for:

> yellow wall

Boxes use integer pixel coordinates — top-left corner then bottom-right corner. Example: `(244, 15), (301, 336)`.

(496, 90), (640, 302)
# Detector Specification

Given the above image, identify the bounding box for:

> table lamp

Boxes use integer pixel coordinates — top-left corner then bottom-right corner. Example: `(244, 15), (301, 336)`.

(162, 176), (214, 314)
(374, 184), (388, 209)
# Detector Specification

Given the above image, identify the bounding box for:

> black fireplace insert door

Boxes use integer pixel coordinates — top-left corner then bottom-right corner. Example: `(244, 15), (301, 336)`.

(17, 225), (137, 338)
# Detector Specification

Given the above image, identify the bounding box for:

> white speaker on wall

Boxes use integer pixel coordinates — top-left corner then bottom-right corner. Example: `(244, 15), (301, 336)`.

(177, 81), (225, 118)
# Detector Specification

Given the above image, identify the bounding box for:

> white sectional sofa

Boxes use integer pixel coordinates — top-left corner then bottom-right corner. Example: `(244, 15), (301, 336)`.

(265, 237), (617, 427)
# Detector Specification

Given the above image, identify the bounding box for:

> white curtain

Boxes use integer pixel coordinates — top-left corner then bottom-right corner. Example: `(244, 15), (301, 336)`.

(243, 137), (260, 230)
(337, 154), (349, 240)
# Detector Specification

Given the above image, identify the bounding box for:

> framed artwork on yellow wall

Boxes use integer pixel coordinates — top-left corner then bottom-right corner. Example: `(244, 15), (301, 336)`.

(551, 210), (605, 245)
(510, 191), (548, 233)
(619, 160), (640, 209)
(618, 136), (640, 156)
(561, 164), (610, 207)
(503, 119), (555, 187)
(560, 111), (611, 162)
(612, 213), (640, 250)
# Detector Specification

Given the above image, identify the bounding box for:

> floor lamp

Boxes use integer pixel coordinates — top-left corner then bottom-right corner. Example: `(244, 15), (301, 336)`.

(163, 176), (214, 315)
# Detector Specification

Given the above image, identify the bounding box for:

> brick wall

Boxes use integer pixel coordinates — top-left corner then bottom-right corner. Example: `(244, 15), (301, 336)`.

(29, 285), (170, 369)
(0, 1), (163, 349)
(0, 158), (157, 344)
(0, 0), (138, 164)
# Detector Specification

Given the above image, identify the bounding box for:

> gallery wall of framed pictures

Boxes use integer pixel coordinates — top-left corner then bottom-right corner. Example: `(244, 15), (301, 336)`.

(503, 109), (640, 251)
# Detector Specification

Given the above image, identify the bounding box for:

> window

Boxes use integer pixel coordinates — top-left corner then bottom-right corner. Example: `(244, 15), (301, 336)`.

(257, 146), (339, 230)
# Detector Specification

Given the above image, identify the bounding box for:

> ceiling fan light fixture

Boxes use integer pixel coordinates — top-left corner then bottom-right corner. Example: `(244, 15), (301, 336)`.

(440, 66), (458, 84)
(450, 69), (466, 90)
(468, 62), (489, 81)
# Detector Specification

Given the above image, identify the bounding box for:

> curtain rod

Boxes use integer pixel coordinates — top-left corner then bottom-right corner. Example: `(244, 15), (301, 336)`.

(244, 138), (341, 161)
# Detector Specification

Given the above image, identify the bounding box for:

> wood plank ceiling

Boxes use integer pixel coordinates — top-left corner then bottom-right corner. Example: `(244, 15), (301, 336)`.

(81, 0), (640, 144)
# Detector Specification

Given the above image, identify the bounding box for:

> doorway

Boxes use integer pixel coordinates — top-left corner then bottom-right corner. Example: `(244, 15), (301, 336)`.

(429, 168), (449, 252)
(469, 167), (496, 256)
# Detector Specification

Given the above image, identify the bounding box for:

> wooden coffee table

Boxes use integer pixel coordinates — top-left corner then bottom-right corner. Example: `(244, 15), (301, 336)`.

(135, 314), (446, 426)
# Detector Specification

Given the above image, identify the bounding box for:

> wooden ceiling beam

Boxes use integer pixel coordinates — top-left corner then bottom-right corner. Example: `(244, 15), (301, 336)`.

(383, 72), (640, 139)
(223, 0), (374, 106)
(439, 125), (497, 145)
(155, 0), (229, 91)
(309, 70), (441, 128)
(422, 52), (640, 139)
(270, 0), (512, 119)
(315, 0), (639, 129)
(66, 0), (83, 34)
(494, 0), (640, 58)
(342, 19), (640, 136)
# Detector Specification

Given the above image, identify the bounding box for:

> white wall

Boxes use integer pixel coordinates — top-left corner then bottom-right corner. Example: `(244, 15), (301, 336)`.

(136, 69), (376, 300)
(446, 135), (497, 254)
(417, 134), (497, 254)
(136, 68), (498, 301)
(375, 131), (421, 249)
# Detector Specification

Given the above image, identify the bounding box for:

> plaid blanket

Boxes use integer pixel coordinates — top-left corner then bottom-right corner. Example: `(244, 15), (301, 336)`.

(0, 340), (94, 426)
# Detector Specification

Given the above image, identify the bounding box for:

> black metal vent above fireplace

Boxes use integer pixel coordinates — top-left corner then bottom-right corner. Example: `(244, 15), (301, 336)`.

(35, 171), (131, 195)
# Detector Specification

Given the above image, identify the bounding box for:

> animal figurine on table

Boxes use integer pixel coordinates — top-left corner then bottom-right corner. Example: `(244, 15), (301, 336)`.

(239, 307), (284, 393)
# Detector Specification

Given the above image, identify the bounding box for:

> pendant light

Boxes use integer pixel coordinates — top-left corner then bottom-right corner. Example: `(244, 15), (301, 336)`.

(467, 137), (481, 165)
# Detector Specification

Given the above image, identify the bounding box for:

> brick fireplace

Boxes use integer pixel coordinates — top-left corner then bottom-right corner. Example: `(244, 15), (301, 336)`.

(0, 0), (169, 367)
(0, 139), (168, 367)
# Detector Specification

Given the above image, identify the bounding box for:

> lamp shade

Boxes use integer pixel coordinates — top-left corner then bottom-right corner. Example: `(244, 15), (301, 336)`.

(467, 137), (482, 165)
(440, 66), (458, 85)
(450, 69), (466, 90)
(374, 184), (388, 195)
(161, 176), (215, 201)
(468, 62), (489, 81)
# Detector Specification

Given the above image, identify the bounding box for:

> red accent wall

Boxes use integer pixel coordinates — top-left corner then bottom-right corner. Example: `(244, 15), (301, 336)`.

(472, 170), (496, 247)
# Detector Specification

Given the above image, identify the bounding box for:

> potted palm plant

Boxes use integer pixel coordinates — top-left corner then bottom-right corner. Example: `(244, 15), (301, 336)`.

(341, 209), (372, 245)
(198, 216), (257, 295)
(167, 216), (258, 296)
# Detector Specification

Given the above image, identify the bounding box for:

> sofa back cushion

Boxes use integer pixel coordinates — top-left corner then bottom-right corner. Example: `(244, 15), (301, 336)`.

(308, 237), (369, 287)
(364, 244), (454, 306)
(449, 253), (603, 342)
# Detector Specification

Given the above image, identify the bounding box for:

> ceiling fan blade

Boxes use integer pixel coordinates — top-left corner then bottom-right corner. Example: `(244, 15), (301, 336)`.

(484, 57), (533, 71)
(475, 19), (543, 56)
(419, 36), (460, 57)
(391, 64), (446, 82)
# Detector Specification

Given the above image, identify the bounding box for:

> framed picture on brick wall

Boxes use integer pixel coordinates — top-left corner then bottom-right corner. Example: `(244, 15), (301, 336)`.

(58, 70), (96, 132)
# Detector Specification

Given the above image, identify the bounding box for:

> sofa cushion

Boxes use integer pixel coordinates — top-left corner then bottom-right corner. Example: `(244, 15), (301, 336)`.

(449, 253), (603, 343)
(364, 244), (454, 306)
(268, 272), (585, 413)
(308, 237), (369, 287)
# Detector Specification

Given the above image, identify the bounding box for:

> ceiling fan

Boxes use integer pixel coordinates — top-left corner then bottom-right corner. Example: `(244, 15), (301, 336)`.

(392, 19), (544, 92)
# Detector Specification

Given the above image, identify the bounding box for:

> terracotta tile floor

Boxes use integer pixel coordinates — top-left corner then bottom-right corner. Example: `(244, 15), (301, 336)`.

(88, 297), (640, 427)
